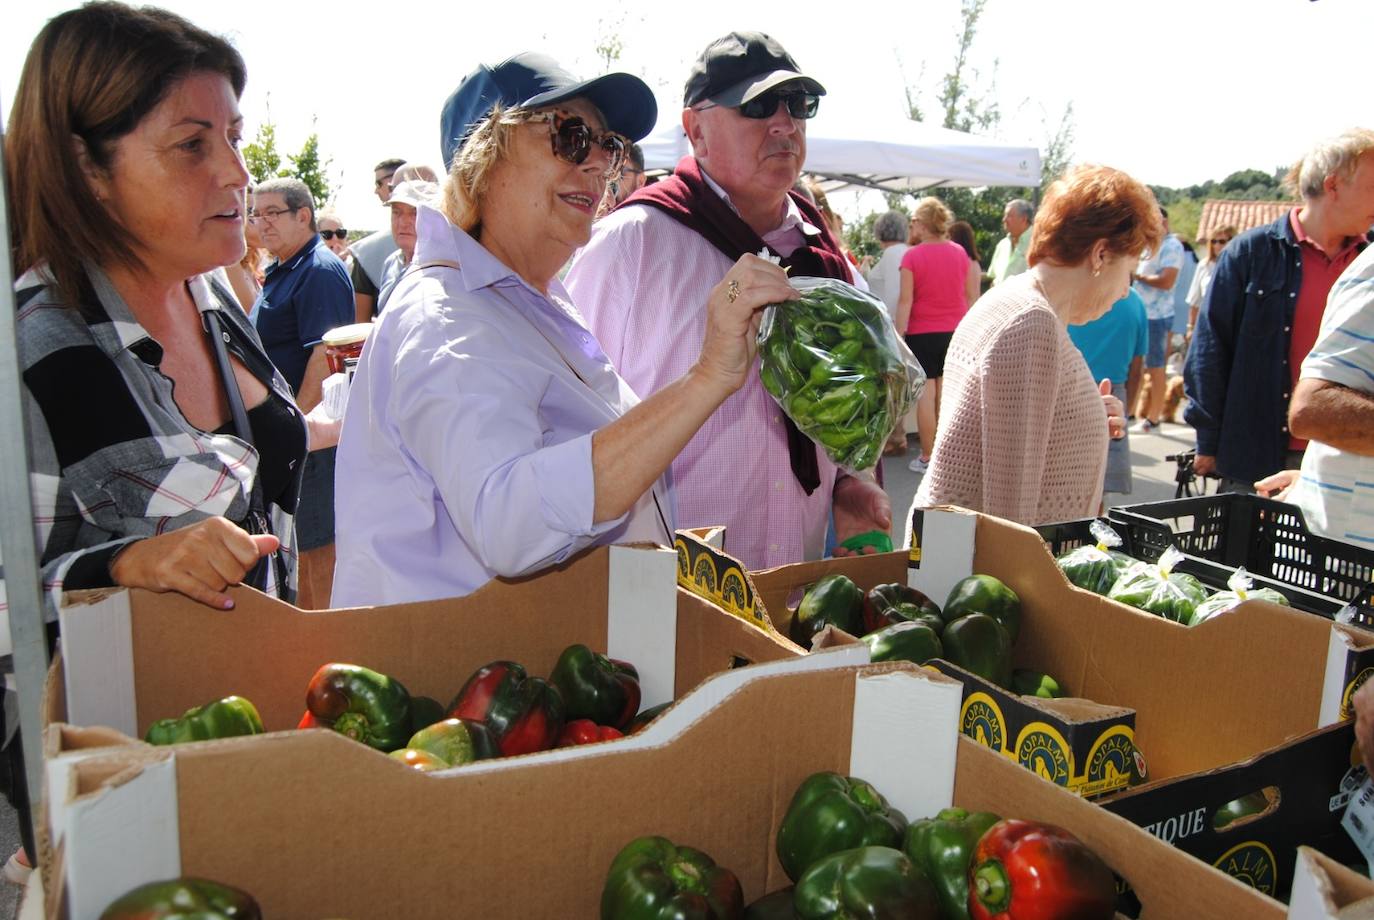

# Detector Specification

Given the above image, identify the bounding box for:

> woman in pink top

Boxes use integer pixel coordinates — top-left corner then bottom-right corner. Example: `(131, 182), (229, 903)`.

(914, 165), (1162, 526)
(894, 197), (982, 472)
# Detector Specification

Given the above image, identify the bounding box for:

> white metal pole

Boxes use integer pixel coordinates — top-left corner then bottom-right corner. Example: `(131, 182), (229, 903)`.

(0, 110), (52, 835)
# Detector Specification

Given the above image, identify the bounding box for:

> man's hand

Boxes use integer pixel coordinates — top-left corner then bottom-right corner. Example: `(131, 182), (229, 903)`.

(1193, 454), (1217, 477)
(1255, 469), (1299, 501)
(1356, 680), (1374, 772)
(832, 475), (892, 556)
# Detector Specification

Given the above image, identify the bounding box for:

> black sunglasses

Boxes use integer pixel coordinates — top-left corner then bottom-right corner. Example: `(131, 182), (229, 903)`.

(1209, 238), (1231, 245)
(320, 229), (348, 241)
(740, 90), (820, 120)
(526, 111), (628, 177)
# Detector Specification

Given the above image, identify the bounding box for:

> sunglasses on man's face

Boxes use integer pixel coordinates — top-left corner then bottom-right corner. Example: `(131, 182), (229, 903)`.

(525, 111), (628, 178)
(320, 229), (348, 241)
(740, 90), (820, 120)
(1210, 238), (1231, 246)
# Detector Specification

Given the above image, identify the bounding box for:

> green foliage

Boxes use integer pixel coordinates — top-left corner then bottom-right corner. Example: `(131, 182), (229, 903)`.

(287, 130), (333, 208)
(242, 107), (335, 208)
(1165, 198), (1202, 245)
(242, 121), (281, 184)
(936, 0), (1000, 134)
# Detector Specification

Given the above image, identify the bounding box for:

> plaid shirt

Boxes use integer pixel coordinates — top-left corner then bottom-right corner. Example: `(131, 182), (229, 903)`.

(6, 264), (304, 619)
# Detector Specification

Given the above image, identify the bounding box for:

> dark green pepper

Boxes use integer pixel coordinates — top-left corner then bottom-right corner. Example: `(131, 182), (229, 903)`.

(549, 643), (641, 730)
(863, 583), (942, 634)
(831, 339), (864, 364)
(777, 771), (909, 883)
(145, 696), (263, 746)
(790, 574), (865, 645)
(1012, 669), (1063, 699)
(812, 424), (867, 452)
(864, 621), (942, 666)
(942, 575), (1022, 643)
(744, 889), (797, 920)
(601, 836), (744, 920)
(304, 663), (412, 752)
(941, 614), (1013, 688)
(408, 695), (446, 735)
(808, 356), (842, 387)
(793, 846), (938, 920)
(903, 807), (1001, 920)
(100, 878), (260, 919)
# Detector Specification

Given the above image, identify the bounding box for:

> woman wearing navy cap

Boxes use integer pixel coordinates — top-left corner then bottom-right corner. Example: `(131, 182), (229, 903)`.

(332, 54), (796, 605)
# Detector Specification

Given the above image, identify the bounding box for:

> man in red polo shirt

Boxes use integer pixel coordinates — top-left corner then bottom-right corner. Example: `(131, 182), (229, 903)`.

(1185, 129), (1374, 492)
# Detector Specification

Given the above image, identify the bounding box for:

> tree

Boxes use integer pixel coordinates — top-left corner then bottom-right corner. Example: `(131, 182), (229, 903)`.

(242, 109), (335, 207)
(935, 0), (1000, 134)
(242, 120), (282, 185)
(287, 128), (333, 208)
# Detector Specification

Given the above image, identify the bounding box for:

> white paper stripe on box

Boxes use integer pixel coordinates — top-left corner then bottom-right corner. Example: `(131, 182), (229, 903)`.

(64, 757), (179, 920)
(607, 545), (678, 710)
(850, 670), (962, 822)
(59, 591), (137, 736)
(906, 508), (976, 606)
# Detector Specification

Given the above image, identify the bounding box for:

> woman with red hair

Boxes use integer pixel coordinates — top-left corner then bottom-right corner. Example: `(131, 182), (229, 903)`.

(914, 165), (1163, 525)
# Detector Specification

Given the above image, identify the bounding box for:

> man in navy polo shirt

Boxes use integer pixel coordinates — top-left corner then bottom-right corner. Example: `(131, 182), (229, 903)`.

(250, 177), (353, 607)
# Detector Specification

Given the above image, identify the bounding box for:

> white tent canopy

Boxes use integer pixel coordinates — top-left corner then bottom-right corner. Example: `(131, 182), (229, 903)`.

(639, 104), (1041, 193)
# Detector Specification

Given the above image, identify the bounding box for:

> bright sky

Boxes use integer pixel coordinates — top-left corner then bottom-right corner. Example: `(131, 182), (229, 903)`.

(3, 0), (1369, 231)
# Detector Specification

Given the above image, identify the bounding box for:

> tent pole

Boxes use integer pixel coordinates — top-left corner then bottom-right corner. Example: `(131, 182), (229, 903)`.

(0, 110), (52, 847)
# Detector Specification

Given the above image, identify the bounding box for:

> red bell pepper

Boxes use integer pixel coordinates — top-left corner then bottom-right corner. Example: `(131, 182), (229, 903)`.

(968, 819), (1116, 920)
(557, 718), (624, 747)
(447, 660), (565, 756)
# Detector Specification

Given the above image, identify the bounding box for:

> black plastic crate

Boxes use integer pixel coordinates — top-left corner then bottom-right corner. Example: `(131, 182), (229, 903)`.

(1036, 514), (1350, 621)
(1109, 494), (1374, 608)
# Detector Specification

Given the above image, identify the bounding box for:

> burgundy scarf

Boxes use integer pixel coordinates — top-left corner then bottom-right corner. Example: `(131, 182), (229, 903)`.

(622, 156), (852, 494)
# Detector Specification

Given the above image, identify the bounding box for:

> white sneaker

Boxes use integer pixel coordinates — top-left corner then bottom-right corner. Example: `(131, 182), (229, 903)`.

(1131, 418), (1159, 434)
(908, 456), (930, 474)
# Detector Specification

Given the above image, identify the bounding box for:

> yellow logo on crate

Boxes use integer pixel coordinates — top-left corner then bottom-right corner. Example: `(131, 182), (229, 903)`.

(960, 692), (1007, 754)
(1015, 722), (1073, 787)
(1341, 668), (1374, 721)
(1213, 841), (1278, 896)
(1080, 726), (1141, 797)
(673, 536), (768, 629)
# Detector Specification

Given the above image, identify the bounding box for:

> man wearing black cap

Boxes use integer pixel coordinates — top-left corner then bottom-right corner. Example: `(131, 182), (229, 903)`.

(566, 31), (890, 571)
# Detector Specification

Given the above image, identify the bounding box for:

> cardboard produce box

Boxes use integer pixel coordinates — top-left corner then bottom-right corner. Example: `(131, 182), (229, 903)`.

(45, 659), (1276, 920)
(1102, 721), (1366, 904)
(1288, 846), (1374, 919)
(693, 521), (1143, 798)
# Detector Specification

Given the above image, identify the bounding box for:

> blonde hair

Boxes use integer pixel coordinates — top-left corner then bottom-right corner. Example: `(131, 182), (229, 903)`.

(912, 197), (953, 238)
(1284, 128), (1374, 199)
(440, 105), (526, 233)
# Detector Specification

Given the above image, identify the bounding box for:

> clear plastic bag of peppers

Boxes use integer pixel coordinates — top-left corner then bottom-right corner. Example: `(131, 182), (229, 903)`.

(758, 276), (926, 471)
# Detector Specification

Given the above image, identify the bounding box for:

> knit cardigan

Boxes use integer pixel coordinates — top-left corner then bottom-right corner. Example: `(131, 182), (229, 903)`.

(914, 273), (1109, 525)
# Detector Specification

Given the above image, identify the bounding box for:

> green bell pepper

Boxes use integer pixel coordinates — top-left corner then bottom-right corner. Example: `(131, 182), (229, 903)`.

(776, 771), (909, 883)
(601, 836), (744, 920)
(941, 614), (1013, 688)
(903, 807), (1001, 920)
(744, 889), (797, 920)
(405, 718), (497, 767)
(942, 575), (1021, 643)
(100, 877), (261, 919)
(1012, 669), (1063, 699)
(304, 662), (412, 752)
(549, 643), (641, 729)
(863, 583), (942, 634)
(864, 621), (942, 666)
(790, 575), (865, 646)
(792, 846), (938, 920)
(144, 696), (264, 746)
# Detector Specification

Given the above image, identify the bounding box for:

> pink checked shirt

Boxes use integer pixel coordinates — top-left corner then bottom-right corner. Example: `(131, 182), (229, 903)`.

(566, 171), (858, 569)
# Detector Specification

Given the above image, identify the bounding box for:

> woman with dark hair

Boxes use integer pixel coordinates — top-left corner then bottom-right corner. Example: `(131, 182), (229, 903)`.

(914, 165), (1160, 525)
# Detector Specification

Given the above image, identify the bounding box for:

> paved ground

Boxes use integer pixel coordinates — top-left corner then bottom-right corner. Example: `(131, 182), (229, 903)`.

(0, 420), (1209, 917)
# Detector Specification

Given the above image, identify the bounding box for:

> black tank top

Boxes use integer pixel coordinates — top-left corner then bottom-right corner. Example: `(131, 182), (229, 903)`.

(215, 395), (306, 508)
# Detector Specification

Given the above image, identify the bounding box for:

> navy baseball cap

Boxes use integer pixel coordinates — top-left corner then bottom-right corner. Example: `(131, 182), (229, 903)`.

(440, 52), (657, 170)
(683, 31), (825, 108)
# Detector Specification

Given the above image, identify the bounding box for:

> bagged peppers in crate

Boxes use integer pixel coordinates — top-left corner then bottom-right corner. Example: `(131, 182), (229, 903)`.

(1188, 567), (1289, 627)
(1108, 546), (1210, 623)
(1055, 520), (1137, 595)
(757, 276), (925, 471)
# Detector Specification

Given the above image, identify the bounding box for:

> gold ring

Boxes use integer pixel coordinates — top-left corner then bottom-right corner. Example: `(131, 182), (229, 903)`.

(727, 279), (741, 303)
